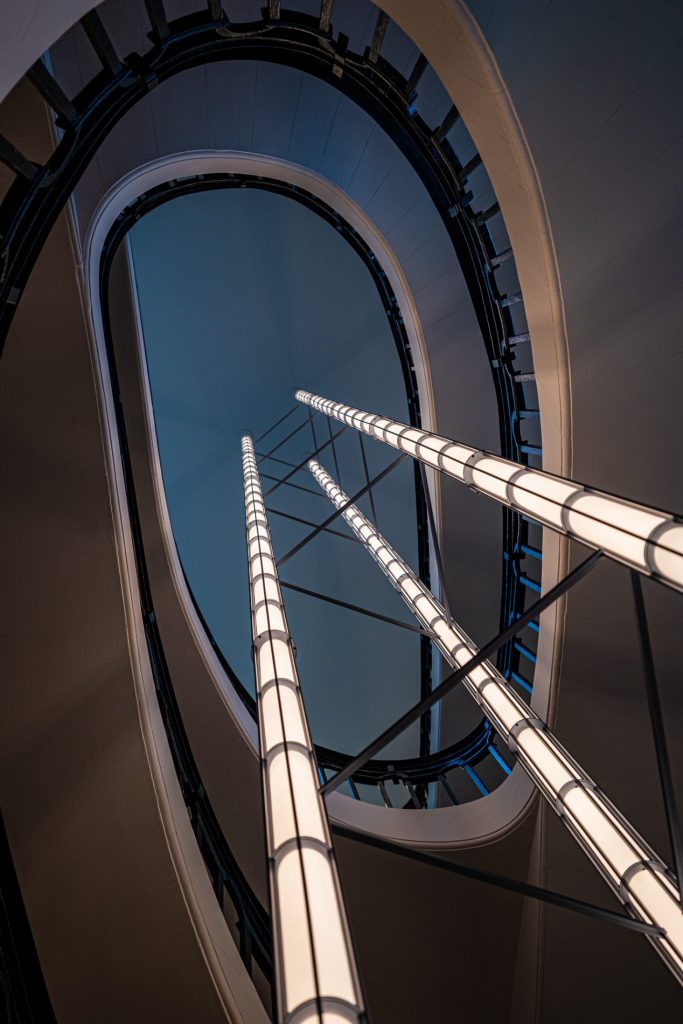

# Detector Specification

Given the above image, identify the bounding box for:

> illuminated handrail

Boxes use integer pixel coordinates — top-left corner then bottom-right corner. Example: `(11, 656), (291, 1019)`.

(297, 391), (683, 592)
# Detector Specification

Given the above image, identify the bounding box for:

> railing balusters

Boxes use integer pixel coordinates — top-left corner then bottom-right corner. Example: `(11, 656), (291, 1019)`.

(144, 0), (170, 41)
(26, 61), (76, 124)
(368, 11), (389, 64)
(319, 0), (333, 34)
(80, 10), (123, 75)
(405, 53), (428, 98)
(0, 135), (38, 180)
(434, 104), (460, 140)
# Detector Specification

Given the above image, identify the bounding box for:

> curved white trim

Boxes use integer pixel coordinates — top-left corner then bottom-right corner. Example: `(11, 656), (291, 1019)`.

(0, 0), (95, 103)
(379, 0), (571, 731)
(75, 184), (268, 1023)
(86, 149), (437, 432)
(82, 149), (542, 850)
(85, 148), (440, 755)
(0, 0), (564, 844)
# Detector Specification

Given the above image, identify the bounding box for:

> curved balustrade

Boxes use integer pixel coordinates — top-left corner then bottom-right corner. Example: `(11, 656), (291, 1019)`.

(0, 5), (550, 1009)
(0, 0), (542, 703)
(101, 170), (515, 810)
(98, 207), (275, 1011)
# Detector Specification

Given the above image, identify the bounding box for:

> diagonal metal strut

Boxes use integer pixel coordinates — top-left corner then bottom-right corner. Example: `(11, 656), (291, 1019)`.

(320, 549), (603, 796)
(331, 825), (664, 938)
(263, 426), (347, 497)
(254, 403), (299, 443)
(632, 572), (683, 894)
(276, 454), (407, 568)
(280, 580), (432, 636)
(258, 413), (315, 462)
(266, 506), (362, 545)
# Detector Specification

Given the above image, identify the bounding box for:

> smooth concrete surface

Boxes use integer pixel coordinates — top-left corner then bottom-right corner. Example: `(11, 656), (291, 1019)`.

(0, 70), (268, 1024)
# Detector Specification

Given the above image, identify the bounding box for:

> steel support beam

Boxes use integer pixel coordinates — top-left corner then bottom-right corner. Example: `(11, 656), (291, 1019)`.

(0, 136), (38, 181)
(332, 825), (663, 938)
(367, 11), (388, 64)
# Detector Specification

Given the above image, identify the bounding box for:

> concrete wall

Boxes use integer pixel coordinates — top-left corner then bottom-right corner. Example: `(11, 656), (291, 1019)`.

(382, 1), (683, 1017)
(0, 74), (268, 1024)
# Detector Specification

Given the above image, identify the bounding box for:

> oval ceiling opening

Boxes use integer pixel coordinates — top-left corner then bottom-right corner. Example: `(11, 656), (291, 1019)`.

(124, 182), (426, 761)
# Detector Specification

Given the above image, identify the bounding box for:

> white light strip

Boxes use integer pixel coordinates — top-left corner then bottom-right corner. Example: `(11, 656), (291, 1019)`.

(308, 457), (683, 986)
(242, 436), (365, 1024)
(296, 390), (683, 592)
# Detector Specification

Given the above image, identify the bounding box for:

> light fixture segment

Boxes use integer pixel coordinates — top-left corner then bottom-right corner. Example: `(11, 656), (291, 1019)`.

(296, 390), (683, 592)
(242, 436), (365, 1024)
(308, 457), (683, 986)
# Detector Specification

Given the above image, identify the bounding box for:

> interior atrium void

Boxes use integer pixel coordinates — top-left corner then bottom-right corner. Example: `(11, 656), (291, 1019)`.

(0, 2), (682, 1022)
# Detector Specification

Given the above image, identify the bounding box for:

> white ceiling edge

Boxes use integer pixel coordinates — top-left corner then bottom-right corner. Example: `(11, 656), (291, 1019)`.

(78, 148), (538, 851)
(2, 0), (565, 795)
(83, 150), (437, 432)
(82, 147), (438, 753)
(63, 165), (269, 1021)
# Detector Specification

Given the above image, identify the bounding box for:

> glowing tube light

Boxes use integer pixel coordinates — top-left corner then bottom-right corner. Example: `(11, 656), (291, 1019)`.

(242, 436), (365, 1024)
(308, 458), (683, 985)
(296, 390), (683, 592)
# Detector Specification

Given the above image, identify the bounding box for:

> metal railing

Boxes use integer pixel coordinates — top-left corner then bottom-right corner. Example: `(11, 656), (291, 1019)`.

(0, 0), (541, 708)
(100, 170), (518, 811)
(0, 2), (550, 1011)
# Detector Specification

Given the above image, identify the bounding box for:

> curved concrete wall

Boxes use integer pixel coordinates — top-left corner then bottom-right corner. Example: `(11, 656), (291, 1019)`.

(0, 78), (268, 1024)
(93, 151), (540, 1024)
(48, 10), (507, 670)
(383, 1), (683, 1017)
(84, 150), (538, 851)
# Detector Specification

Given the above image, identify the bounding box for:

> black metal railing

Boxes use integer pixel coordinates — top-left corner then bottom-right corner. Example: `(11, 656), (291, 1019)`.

(103, 173), (513, 810)
(0, 6), (549, 1009)
(0, 0), (542, 708)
